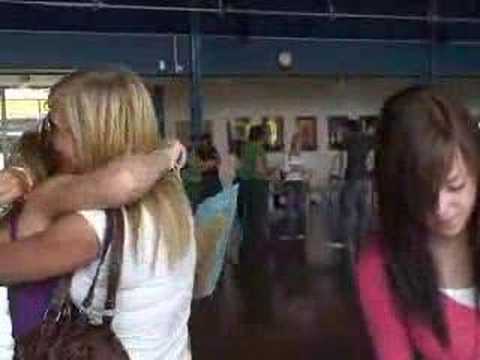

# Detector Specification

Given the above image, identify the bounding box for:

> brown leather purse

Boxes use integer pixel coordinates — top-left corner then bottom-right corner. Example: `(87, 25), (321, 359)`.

(15, 208), (130, 360)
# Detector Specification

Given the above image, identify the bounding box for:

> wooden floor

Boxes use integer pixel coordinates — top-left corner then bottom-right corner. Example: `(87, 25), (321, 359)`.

(190, 255), (375, 360)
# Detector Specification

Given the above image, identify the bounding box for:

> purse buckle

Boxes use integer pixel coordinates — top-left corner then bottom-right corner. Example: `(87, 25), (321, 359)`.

(78, 305), (111, 325)
(43, 304), (70, 323)
(102, 309), (116, 318)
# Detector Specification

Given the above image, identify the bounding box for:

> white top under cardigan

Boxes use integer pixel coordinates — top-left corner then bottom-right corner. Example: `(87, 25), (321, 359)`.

(71, 206), (196, 360)
(440, 287), (477, 308)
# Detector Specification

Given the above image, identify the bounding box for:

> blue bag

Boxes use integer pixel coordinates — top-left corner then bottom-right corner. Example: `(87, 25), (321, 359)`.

(193, 185), (238, 298)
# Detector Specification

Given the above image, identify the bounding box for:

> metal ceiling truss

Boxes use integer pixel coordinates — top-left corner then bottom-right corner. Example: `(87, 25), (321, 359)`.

(1, 0), (480, 24)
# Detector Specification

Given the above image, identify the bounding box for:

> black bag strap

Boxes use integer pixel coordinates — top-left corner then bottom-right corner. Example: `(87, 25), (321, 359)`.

(102, 208), (125, 325)
(81, 208), (116, 310)
(46, 208), (120, 319)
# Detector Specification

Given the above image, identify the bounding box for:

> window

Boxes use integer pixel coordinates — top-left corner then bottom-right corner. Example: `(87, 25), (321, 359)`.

(0, 88), (50, 168)
(4, 88), (49, 122)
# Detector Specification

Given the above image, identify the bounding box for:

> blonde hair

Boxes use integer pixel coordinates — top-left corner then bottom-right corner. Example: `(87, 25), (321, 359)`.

(50, 69), (193, 267)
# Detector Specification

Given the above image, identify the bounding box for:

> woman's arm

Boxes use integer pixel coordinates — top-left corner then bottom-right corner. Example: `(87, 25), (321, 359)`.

(0, 213), (98, 285)
(356, 245), (414, 360)
(23, 141), (185, 220)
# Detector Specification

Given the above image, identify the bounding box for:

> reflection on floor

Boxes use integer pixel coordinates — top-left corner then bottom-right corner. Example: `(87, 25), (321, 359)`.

(190, 256), (375, 360)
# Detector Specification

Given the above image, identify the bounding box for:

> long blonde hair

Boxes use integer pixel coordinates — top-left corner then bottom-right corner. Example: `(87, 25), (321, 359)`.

(49, 69), (193, 267)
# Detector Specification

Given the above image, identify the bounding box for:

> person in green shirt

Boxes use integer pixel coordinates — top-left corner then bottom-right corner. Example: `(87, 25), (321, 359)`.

(237, 125), (277, 324)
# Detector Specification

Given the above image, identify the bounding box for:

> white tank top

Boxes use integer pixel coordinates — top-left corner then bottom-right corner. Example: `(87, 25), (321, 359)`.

(71, 207), (196, 360)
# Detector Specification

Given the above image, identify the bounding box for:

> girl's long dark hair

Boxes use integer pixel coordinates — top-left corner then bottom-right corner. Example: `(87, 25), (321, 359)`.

(376, 86), (480, 346)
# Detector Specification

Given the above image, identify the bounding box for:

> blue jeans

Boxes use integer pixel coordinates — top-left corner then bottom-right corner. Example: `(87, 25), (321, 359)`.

(340, 179), (370, 261)
(284, 181), (307, 239)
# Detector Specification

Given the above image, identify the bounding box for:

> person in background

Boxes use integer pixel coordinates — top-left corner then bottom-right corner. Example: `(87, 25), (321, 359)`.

(282, 131), (310, 239)
(339, 119), (376, 262)
(357, 86), (480, 359)
(197, 133), (223, 203)
(276, 131), (310, 295)
(182, 137), (203, 212)
(237, 125), (276, 324)
(0, 69), (195, 360)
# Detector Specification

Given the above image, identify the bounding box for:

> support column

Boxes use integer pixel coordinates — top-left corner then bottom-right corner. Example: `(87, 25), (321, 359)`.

(190, 8), (203, 142)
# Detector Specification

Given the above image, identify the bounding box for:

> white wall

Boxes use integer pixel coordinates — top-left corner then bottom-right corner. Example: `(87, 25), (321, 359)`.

(162, 77), (413, 186)
(161, 77), (480, 187)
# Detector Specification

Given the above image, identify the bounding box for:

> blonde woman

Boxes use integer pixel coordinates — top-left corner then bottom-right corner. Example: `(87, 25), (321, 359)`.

(0, 69), (195, 360)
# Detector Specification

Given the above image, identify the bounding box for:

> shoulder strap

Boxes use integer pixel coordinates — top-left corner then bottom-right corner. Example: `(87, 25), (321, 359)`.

(102, 208), (124, 325)
(80, 209), (116, 310)
(46, 209), (115, 317)
(47, 209), (124, 323)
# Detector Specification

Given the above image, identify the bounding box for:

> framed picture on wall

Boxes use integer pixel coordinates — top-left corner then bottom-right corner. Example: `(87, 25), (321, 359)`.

(234, 117), (252, 141)
(296, 116), (318, 151)
(227, 117), (252, 153)
(327, 115), (350, 150)
(262, 115), (285, 152)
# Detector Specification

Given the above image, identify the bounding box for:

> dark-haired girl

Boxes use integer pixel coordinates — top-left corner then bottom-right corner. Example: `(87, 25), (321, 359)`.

(357, 86), (480, 359)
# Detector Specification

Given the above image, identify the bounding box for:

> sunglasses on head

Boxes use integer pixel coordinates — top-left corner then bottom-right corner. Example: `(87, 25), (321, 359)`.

(39, 113), (53, 144)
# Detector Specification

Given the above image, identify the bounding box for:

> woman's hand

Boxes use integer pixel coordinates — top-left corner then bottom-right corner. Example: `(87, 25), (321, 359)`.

(0, 168), (33, 205)
(106, 140), (187, 203)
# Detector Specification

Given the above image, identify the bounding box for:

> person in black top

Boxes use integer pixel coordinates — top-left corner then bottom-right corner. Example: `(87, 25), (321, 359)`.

(340, 120), (376, 263)
(196, 133), (223, 203)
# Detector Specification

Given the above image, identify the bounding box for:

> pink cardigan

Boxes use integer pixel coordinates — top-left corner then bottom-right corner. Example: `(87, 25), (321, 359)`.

(356, 241), (480, 360)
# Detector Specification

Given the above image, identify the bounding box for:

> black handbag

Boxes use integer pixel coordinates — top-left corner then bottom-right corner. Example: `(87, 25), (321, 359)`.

(15, 208), (129, 360)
